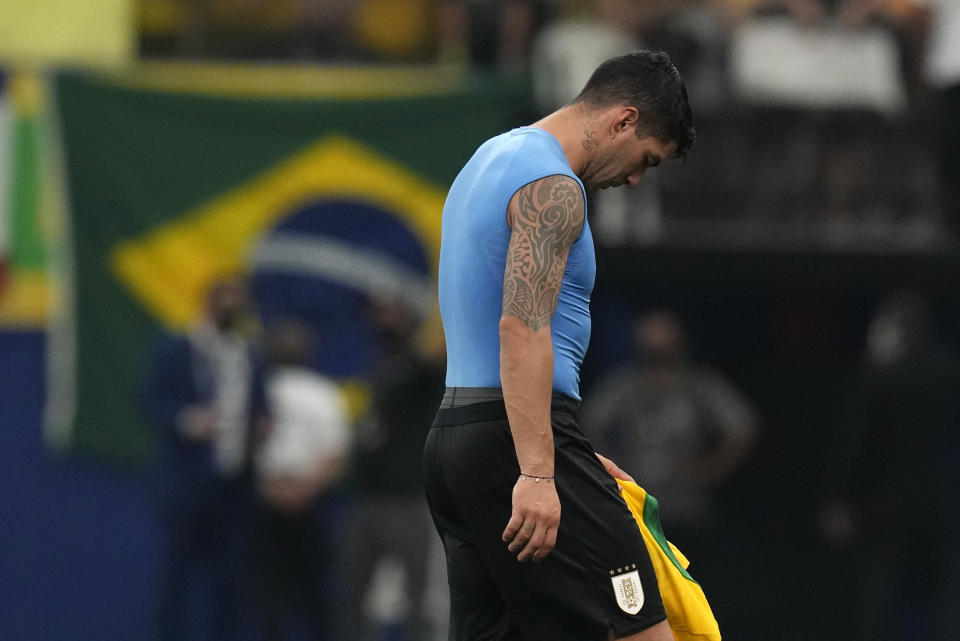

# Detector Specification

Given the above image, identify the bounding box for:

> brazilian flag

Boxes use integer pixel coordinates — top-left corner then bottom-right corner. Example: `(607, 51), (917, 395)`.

(49, 62), (533, 465)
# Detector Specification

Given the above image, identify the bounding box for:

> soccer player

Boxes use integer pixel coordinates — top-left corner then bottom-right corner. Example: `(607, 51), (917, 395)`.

(423, 50), (696, 641)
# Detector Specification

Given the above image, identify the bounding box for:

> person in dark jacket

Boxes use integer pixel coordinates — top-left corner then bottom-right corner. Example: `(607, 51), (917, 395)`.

(146, 275), (267, 641)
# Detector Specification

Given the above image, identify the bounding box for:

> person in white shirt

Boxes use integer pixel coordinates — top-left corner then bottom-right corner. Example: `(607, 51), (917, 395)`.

(250, 318), (351, 641)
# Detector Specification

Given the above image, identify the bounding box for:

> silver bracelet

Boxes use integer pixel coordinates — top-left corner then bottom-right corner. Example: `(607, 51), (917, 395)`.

(519, 473), (555, 483)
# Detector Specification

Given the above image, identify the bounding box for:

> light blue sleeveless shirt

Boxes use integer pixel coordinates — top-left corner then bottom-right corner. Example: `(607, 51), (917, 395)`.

(438, 127), (595, 400)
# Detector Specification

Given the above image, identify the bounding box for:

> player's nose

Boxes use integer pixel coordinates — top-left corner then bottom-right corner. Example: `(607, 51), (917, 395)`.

(626, 171), (644, 187)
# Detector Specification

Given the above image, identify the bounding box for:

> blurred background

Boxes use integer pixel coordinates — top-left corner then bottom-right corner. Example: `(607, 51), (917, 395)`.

(1, 1), (958, 640)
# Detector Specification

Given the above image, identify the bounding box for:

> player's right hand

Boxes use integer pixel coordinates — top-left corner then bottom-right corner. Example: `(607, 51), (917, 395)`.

(595, 452), (635, 483)
(502, 475), (561, 563)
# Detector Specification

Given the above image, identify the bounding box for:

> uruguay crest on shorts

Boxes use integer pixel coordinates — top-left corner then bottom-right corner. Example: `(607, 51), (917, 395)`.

(611, 567), (645, 615)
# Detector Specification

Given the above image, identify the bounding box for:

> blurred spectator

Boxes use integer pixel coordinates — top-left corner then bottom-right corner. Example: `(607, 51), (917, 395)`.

(336, 298), (444, 641)
(581, 310), (758, 544)
(145, 274), (267, 641)
(723, 0), (937, 233)
(727, 0), (908, 225)
(919, 0), (960, 235)
(819, 292), (960, 640)
(436, 0), (546, 71)
(250, 319), (351, 641)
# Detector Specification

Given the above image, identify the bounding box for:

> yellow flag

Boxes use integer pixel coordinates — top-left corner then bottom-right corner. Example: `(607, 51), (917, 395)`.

(618, 480), (723, 641)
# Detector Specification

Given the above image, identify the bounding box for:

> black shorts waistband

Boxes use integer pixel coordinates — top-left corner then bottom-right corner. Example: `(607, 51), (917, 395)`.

(432, 391), (580, 427)
(440, 386), (505, 408)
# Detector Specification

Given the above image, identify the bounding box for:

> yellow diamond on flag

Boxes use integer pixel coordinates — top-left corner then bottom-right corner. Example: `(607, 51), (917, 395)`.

(110, 136), (445, 330)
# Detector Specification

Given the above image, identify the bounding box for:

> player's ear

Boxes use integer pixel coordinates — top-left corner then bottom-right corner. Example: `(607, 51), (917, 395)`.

(612, 107), (639, 137)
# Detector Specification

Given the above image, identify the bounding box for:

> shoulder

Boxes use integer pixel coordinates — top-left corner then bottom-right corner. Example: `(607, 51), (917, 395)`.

(489, 129), (581, 186)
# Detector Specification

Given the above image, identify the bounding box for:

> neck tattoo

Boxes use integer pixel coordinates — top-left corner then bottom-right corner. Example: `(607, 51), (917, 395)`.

(581, 130), (599, 151)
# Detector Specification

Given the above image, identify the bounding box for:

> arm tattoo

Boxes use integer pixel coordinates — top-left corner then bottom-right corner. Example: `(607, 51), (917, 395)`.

(502, 175), (585, 331)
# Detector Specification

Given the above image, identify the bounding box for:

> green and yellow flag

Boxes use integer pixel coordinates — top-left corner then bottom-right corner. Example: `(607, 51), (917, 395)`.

(48, 62), (532, 465)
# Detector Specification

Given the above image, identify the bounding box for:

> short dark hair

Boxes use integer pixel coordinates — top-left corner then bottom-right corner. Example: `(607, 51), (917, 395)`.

(572, 50), (696, 160)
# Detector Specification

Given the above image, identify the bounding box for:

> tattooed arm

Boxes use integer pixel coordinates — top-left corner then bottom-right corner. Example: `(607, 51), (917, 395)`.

(499, 174), (584, 563)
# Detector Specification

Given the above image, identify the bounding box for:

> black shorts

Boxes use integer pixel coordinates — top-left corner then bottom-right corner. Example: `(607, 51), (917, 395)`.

(423, 396), (667, 641)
